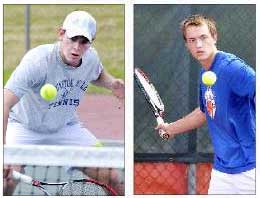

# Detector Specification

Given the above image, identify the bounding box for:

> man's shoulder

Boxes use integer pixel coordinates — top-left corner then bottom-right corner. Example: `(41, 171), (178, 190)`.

(217, 51), (247, 67)
(218, 51), (238, 62)
(83, 47), (99, 59)
(23, 43), (56, 62)
(218, 51), (254, 76)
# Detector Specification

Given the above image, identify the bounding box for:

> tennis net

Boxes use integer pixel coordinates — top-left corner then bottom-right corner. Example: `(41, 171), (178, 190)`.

(4, 144), (124, 196)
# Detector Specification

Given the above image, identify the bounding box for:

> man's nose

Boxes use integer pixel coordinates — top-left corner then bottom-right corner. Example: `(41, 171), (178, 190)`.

(73, 41), (81, 50)
(195, 39), (203, 48)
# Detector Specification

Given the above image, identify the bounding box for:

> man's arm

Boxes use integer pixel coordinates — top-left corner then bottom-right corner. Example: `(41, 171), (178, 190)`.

(156, 107), (206, 138)
(92, 69), (124, 99)
(4, 89), (19, 144)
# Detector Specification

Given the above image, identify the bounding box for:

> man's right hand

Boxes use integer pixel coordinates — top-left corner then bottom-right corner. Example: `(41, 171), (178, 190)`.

(3, 165), (15, 195)
(3, 165), (22, 196)
(155, 122), (173, 139)
(3, 165), (13, 179)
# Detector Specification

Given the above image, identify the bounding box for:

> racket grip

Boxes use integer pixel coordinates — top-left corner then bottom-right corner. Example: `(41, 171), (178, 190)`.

(156, 117), (170, 140)
(158, 129), (170, 140)
(12, 170), (33, 184)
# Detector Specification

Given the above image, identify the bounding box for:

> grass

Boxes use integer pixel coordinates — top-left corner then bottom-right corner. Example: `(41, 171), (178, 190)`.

(3, 5), (124, 94)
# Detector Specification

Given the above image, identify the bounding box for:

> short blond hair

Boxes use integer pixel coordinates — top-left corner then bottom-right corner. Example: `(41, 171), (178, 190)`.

(181, 14), (217, 41)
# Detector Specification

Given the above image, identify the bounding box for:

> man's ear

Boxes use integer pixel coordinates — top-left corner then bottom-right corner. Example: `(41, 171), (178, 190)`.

(213, 33), (217, 44)
(57, 28), (66, 40)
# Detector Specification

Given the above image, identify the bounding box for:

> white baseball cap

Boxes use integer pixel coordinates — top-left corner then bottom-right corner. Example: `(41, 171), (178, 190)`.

(62, 11), (96, 42)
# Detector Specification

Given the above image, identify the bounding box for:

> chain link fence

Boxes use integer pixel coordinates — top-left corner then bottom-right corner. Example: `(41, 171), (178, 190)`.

(134, 4), (255, 194)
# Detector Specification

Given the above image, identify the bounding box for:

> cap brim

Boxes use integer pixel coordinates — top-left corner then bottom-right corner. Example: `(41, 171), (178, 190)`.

(65, 28), (92, 41)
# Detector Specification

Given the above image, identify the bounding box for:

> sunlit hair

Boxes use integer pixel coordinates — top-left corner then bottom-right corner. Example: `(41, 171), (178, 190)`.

(180, 14), (217, 41)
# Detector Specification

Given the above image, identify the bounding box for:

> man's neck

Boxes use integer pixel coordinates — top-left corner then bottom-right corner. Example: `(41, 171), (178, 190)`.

(59, 51), (82, 67)
(201, 49), (218, 70)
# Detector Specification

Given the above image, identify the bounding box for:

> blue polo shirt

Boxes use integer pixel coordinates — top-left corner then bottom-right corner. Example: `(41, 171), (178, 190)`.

(199, 51), (255, 174)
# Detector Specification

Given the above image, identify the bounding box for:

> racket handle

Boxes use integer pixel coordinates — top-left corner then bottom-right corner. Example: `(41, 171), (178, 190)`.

(12, 170), (33, 184)
(156, 117), (170, 140)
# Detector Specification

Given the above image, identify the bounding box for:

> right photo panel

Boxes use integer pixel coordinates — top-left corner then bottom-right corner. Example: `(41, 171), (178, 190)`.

(134, 4), (256, 195)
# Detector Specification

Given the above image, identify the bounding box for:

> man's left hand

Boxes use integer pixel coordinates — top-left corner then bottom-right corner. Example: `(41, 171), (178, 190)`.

(111, 79), (125, 99)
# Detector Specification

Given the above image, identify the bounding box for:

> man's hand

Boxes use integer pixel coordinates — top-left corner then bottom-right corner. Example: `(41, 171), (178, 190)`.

(3, 165), (13, 179)
(111, 79), (125, 99)
(3, 165), (16, 195)
(155, 122), (173, 138)
(155, 122), (169, 130)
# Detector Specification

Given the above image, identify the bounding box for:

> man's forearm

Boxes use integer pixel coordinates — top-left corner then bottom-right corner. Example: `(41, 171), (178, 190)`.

(3, 106), (10, 144)
(92, 70), (114, 89)
(3, 89), (19, 144)
(168, 107), (206, 136)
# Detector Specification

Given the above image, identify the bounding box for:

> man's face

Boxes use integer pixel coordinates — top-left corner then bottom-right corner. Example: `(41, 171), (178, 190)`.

(185, 23), (217, 66)
(59, 29), (91, 67)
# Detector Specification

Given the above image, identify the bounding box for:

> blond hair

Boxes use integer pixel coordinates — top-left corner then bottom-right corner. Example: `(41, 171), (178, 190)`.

(181, 14), (217, 41)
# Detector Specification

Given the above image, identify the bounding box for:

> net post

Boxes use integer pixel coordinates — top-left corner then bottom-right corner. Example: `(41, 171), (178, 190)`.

(188, 163), (196, 194)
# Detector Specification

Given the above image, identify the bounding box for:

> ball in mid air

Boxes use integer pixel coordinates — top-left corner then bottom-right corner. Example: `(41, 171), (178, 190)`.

(40, 84), (57, 101)
(202, 71), (217, 86)
(94, 140), (104, 147)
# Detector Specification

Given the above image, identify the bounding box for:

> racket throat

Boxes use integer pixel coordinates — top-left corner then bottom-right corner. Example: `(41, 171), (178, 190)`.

(156, 116), (164, 124)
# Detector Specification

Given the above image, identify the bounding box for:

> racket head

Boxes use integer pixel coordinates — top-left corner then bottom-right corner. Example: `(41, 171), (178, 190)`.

(134, 67), (164, 117)
(58, 179), (117, 196)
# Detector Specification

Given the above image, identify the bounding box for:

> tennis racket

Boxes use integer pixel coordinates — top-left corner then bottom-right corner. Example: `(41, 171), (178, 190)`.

(134, 67), (169, 140)
(12, 170), (118, 196)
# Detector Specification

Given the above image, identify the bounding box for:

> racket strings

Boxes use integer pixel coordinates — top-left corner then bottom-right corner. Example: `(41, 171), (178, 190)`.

(59, 181), (108, 195)
(135, 71), (164, 111)
(5, 145), (123, 196)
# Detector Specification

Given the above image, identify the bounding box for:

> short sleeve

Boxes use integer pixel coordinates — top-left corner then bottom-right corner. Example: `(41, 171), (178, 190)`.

(93, 61), (104, 81)
(227, 60), (255, 99)
(5, 49), (47, 99)
(83, 47), (104, 81)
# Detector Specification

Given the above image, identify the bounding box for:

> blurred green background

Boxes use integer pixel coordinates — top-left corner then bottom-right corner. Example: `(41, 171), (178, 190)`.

(3, 4), (124, 94)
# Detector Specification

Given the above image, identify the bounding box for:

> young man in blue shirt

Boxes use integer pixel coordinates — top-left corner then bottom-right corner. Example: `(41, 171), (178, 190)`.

(156, 14), (255, 194)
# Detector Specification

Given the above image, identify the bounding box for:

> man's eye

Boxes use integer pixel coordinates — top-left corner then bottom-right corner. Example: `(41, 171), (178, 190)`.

(201, 35), (208, 40)
(71, 37), (78, 42)
(70, 37), (90, 45)
(81, 39), (89, 44)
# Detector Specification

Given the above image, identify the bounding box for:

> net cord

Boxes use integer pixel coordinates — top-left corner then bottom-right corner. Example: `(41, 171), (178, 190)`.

(4, 145), (124, 168)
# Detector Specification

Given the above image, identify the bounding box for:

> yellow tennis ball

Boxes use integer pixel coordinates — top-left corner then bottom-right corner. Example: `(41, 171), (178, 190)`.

(202, 71), (217, 86)
(94, 140), (104, 147)
(40, 84), (57, 101)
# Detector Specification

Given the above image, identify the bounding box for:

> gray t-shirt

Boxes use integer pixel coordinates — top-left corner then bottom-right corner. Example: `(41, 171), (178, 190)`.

(5, 42), (103, 133)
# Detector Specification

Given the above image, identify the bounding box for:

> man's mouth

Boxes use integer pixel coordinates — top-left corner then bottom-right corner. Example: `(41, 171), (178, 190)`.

(196, 50), (204, 54)
(71, 53), (79, 57)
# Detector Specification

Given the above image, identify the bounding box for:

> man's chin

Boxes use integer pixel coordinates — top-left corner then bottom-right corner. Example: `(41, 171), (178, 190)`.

(67, 58), (81, 67)
(196, 55), (208, 62)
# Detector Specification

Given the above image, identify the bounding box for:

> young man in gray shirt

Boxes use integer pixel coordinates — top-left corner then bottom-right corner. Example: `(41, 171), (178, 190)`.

(4, 10), (124, 195)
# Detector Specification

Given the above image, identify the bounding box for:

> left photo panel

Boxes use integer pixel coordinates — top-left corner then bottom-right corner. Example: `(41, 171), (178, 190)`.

(3, 4), (125, 196)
